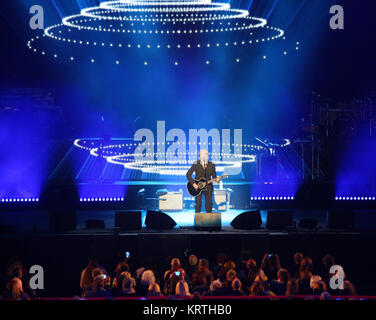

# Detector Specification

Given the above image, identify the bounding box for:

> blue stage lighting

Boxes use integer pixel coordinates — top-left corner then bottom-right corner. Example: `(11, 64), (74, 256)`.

(250, 196), (294, 201)
(26, 0), (293, 65)
(335, 196), (376, 201)
(0, 198), (39, 203)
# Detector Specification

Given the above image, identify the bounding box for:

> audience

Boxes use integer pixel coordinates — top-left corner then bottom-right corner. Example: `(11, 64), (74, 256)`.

(212, 253), (228, 279)
(207, 279), (224, 296)
(231, 278), (246, 296)
(147, 282), (162, 297)
(269, 268), (290, 295)
(84, 274), (112, 298)
(137, 270), (156, 296)
(0, 251), (359, 300)
(261, 253), (281, 280)
(175, 279), (191, 297)
(291, 252), (303, 279)
(3, 266), (26, 300)
(119, 272), (136, 297)
(187, 254), (198, 279)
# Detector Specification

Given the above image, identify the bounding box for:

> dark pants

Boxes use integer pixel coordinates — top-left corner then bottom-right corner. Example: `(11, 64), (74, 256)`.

(195, 187), (213, 213)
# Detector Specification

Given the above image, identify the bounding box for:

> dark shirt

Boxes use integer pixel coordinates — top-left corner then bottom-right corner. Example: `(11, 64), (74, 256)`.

(186, 161), (217, 186)
(119, 290), (136, 297)
(298, 278), (312, 295)
(85, 288), (112, 298)
(231, 289), (246, 296)
(269, 280), (288, 296)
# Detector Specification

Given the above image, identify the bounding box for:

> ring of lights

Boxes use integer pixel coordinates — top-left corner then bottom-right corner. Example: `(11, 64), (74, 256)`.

(27, 0), (289, 65)
(74, 138), (267, 176)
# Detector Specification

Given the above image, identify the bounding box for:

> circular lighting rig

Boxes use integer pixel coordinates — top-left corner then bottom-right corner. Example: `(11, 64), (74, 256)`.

(74, 138), (268, 176)
(27, 0), (296, 66)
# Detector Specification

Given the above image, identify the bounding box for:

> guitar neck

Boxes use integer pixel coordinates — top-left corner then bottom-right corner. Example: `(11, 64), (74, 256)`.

(207, 175), (226, 185)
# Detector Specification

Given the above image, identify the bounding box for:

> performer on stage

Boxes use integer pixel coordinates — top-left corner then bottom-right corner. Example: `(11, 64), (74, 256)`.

(186, 149), (220, 213)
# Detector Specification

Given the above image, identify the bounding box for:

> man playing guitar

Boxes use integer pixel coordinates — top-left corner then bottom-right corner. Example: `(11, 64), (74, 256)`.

(186, 149), (220, 213)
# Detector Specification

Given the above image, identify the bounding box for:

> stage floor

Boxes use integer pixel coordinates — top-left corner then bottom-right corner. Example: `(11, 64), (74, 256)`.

(75, 208), (328, 231)
(2, 208), (376, 235)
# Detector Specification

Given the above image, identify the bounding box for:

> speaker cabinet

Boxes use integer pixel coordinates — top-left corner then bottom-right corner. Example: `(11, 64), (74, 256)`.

(195, 213), (221, 231)
(266, 211), (293, 230)
(231, 210), (262, 230)
(145, 210), (176, 229)
(115, 211), (142, 231)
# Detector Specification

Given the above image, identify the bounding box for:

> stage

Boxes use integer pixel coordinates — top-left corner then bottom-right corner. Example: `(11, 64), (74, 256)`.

(1, 0), (376, 302)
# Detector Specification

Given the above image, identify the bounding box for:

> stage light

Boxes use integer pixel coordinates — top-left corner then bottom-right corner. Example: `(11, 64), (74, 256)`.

(27, 0), (289, 65)
(250, 196), (294, 201)
(79, 197), (124, 202)
(0, 197), (40, 203)
(74, 137), (264, 176)
(335, 196), (376, 201)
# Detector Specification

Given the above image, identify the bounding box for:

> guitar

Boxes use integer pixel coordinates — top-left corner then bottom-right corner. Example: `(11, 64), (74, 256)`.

(187, 174), (228, 197)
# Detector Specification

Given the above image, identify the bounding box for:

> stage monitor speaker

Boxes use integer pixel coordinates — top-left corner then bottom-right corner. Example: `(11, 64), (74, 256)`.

(145, 210), (176, 229)
(298, 218), (318, 229)
(195, 213), (221, 231)
(115, 211), (142, 230)
(49, 210), (76, 233)
(231, 210), (262, 230)
(266, 211), (293, 230)
(85, 219), (105, 229)
(328, 210), (354, 230)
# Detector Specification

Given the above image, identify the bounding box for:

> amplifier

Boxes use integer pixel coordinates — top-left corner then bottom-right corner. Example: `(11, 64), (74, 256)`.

(159, 191), (183, 211)
(214, 189), (227, 211)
